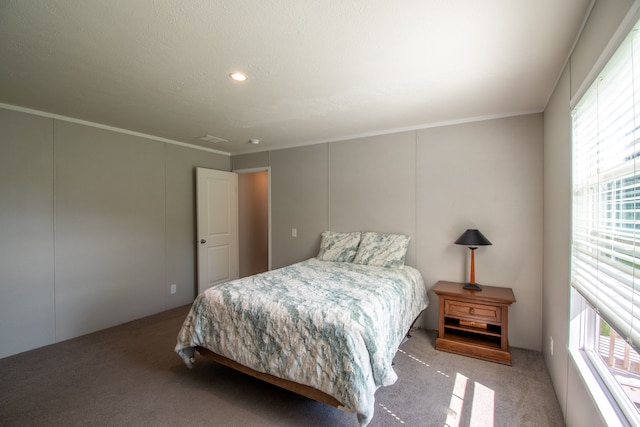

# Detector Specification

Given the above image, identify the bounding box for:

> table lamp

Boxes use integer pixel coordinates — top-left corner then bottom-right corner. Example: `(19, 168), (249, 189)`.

(455, 229), (492, 291)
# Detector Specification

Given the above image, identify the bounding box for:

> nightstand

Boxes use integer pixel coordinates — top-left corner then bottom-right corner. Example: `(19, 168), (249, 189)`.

(433, 280), (516, 365)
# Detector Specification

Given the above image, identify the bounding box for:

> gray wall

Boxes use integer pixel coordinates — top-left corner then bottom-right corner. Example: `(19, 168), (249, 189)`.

(234, 113), (544, 351)
(270, 144), (330, 269)
(331, 132), (417, 265)
(0, 109), (55, 356)
(0, 106), (230, 358)
(543, 1), (636, 426)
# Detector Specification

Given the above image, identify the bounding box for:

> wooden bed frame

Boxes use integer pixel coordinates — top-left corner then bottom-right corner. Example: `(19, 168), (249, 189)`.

(195, 346), (343, 408)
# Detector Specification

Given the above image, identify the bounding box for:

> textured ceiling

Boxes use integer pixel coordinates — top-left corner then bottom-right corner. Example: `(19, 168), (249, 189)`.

(0, 0), (592, 155)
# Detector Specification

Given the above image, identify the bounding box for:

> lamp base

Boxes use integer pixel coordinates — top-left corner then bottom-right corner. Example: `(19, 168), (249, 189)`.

(463, 283), (482, 291)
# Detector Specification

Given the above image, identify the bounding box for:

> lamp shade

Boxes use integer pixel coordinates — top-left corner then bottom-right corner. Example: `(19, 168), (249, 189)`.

(455, 229), (492, 247)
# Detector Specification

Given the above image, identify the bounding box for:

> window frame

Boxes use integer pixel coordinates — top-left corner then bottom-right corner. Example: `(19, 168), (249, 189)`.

(569, 6), (640, 425)
(570, 290), (638, 427)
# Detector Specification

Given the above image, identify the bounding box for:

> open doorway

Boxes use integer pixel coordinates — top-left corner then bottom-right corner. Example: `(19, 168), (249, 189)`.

(235, 168), (270, 278)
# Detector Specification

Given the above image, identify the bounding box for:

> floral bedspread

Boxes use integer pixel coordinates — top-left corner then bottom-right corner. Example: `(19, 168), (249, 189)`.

(175, 258), (427, 425)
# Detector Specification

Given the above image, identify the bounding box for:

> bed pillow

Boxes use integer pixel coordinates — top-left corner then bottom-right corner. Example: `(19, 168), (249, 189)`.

(316, 231), (362, 262)
(352, 232), (410, 268)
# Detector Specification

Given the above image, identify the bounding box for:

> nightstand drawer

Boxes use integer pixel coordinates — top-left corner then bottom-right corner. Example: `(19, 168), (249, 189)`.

(444, 299), (502, 323)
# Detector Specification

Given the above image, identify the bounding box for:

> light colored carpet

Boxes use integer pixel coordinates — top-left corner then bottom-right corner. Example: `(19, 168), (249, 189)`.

(0, 305), (564, 426)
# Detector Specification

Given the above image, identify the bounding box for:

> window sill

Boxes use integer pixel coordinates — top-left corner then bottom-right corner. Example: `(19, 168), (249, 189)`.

(569, 347), (631, 427)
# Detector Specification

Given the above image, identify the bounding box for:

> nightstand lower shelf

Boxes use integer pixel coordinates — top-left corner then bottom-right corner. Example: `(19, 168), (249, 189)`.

(436, 334), (511, 365)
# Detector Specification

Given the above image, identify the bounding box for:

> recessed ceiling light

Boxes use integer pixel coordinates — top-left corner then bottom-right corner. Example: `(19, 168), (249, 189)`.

(229, 72), (247, 81)
(249, 139), (260, 145)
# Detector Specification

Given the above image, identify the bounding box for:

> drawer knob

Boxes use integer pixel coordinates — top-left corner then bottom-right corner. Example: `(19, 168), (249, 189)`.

(469, 307), (475, 315)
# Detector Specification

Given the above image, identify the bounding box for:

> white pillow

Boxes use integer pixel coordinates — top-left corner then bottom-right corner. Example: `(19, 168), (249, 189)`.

(316, 231), (361, 262)
(352, 232), (410, 268)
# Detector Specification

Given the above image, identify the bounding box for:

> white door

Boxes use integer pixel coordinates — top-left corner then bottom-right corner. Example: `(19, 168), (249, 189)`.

(197, 168), (239, 294)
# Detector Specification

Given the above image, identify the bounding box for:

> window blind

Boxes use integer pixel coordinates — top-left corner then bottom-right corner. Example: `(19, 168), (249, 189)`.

(572, 23), (640, 349)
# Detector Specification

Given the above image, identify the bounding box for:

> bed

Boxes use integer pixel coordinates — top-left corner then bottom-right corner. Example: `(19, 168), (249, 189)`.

(175, 231), (428, 425)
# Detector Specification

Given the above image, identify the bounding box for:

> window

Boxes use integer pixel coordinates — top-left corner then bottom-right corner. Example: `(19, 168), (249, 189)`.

(571, 17), (640, 426)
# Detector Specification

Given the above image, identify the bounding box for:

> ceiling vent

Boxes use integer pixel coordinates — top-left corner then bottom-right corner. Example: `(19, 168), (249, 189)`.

(198, 134), (228, 144)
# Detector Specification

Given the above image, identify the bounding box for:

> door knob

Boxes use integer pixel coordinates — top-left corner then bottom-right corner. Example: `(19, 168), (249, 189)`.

(200, 239), (206, 244)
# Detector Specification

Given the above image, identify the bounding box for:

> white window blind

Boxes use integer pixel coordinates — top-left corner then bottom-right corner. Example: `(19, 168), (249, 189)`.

(572, 23), (640, 349)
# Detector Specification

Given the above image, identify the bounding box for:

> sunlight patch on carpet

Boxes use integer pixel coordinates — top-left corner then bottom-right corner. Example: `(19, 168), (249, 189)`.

(446, 372), (468, 427)
(470, 381), (495, 427)
(445, 372), (496, 427)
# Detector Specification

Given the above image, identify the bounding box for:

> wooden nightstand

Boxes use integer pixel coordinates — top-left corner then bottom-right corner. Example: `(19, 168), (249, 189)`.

(433, 280), (516, 365)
